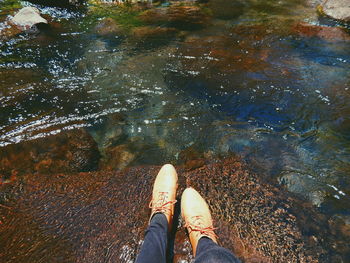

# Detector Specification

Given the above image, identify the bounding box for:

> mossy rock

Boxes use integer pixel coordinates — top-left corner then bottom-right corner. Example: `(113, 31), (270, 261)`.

(0, 0), (22, 13)
(94, 17), (125, 37)
(86, 0), (145, 31)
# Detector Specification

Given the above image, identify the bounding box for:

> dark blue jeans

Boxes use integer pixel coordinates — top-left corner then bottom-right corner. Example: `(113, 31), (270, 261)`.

(136, 214), (241, 263)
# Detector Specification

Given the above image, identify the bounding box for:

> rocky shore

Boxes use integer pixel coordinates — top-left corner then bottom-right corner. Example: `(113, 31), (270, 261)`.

(1, 0), (349, 44)
(0, 154), (349, 262)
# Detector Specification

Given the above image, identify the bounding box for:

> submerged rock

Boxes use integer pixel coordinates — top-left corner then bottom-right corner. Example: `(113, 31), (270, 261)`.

(131, 26), (177, 45)
(0, 157), (346, 262)
(208, 0), (246, 19)
(138, 4), (210, 30)
(319, 0), (350, 23)
(292, 22), (350, 42)
(102, 143), (135, 170)
(94, 17), (124, 37)
(0, 129), (100, 181)
(11, 7), (47, 29)
(27, 0), (84, 7)
(165, 26), (283, 95)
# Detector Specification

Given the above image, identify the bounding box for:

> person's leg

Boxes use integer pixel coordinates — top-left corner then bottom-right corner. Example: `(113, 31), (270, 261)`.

(135, 164), (178, 263)
(136, 213), (168, 263)
(194, 237), (241, 263)
(181, 188), (241, 263)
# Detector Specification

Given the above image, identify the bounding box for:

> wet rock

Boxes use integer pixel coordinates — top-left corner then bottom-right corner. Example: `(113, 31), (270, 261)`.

(178, 144), (207, 170)
(165, 29), (278, 94)
(0, 157), (341, 262)
(293, 22), (350, 41)
(131, 26), (177, 46)
(27, 0), (84, 7)
(318, 0), (350, 23)
(11, 7), (47, 29)
(94, 17), (124, 37)
(0, 7), (49, 40)
(327, 216), (350, 260)
(0, 129), (100, 181)
(138, 4), (210, 30)
(0, 22), (22, 40)
(90, 112), (127, 149)
(102, 143), (135, 170)
(307, 0), (324, 7)
(208, 0), (246, 19)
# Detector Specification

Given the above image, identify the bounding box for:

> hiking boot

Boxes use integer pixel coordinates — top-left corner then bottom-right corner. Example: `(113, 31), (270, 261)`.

(181, 187), (218, 256)
(149, 164), (178, 226)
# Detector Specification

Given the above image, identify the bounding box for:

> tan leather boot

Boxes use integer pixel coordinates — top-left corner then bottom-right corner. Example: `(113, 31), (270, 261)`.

(149, 164), (178, 226)
(181, 187), (218, 256)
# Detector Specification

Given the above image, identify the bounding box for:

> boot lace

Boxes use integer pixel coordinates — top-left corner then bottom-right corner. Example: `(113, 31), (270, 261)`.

(149, 191), (177, 216)
(184, 215), (217, 239)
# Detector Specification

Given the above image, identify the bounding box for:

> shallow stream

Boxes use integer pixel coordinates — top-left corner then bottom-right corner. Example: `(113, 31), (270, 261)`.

(1, 0), (350, 258)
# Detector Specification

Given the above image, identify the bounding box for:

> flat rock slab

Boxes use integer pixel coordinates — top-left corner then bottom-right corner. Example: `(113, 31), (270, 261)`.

(320, 0), (350, 22)
(0, 157), (339, 262)
(0, 129), (100, 181)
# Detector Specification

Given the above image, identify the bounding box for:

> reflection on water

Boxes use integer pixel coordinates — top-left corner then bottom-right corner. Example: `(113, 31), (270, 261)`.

(0, 0), (349, 241)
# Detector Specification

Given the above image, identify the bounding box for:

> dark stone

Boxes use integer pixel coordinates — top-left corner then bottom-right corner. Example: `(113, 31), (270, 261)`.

(0, 129), (100, 181)
(0, 157), (346, 262)
(131, 26), (177, 46)
(27, 0), (84, 7)
(101, 143), (135, 170)
(208, 0), (246, 20)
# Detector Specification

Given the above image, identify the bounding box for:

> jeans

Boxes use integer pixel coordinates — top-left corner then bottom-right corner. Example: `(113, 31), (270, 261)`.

(135, 213), (241, 263)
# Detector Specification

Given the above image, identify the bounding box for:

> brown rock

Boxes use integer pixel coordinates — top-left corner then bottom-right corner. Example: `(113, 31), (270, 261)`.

(0, 68), (43, 89)
(0, 22), (22, 40)
(94, 17), (124, 37)
(292, 22), (350, 42)
(131, 26), (177, 45)
(138, 4), (210, 29)
(167, 5), (210, 29)
(0, 157), (340, 262)
(208, 0), (245, 19)
(178, 144), (207, 170)
(165, 31), (274, 93)
(0, 129), (100, 180)
(102, 143), (135, 170)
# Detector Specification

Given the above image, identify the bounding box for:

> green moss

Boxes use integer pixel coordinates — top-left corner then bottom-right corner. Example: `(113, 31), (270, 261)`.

(86, 0), (144, 31)
(0, 0), (22, 13)
(200, 6), (213, 17)
(0, 0), (22, 20)
(316, 5), (325, 16)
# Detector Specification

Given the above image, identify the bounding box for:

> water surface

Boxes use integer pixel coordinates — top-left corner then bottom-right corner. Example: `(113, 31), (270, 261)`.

(1, 0), (350, 239)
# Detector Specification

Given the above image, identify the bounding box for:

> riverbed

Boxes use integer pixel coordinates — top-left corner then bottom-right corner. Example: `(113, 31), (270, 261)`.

(0, 0), (349, 261)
